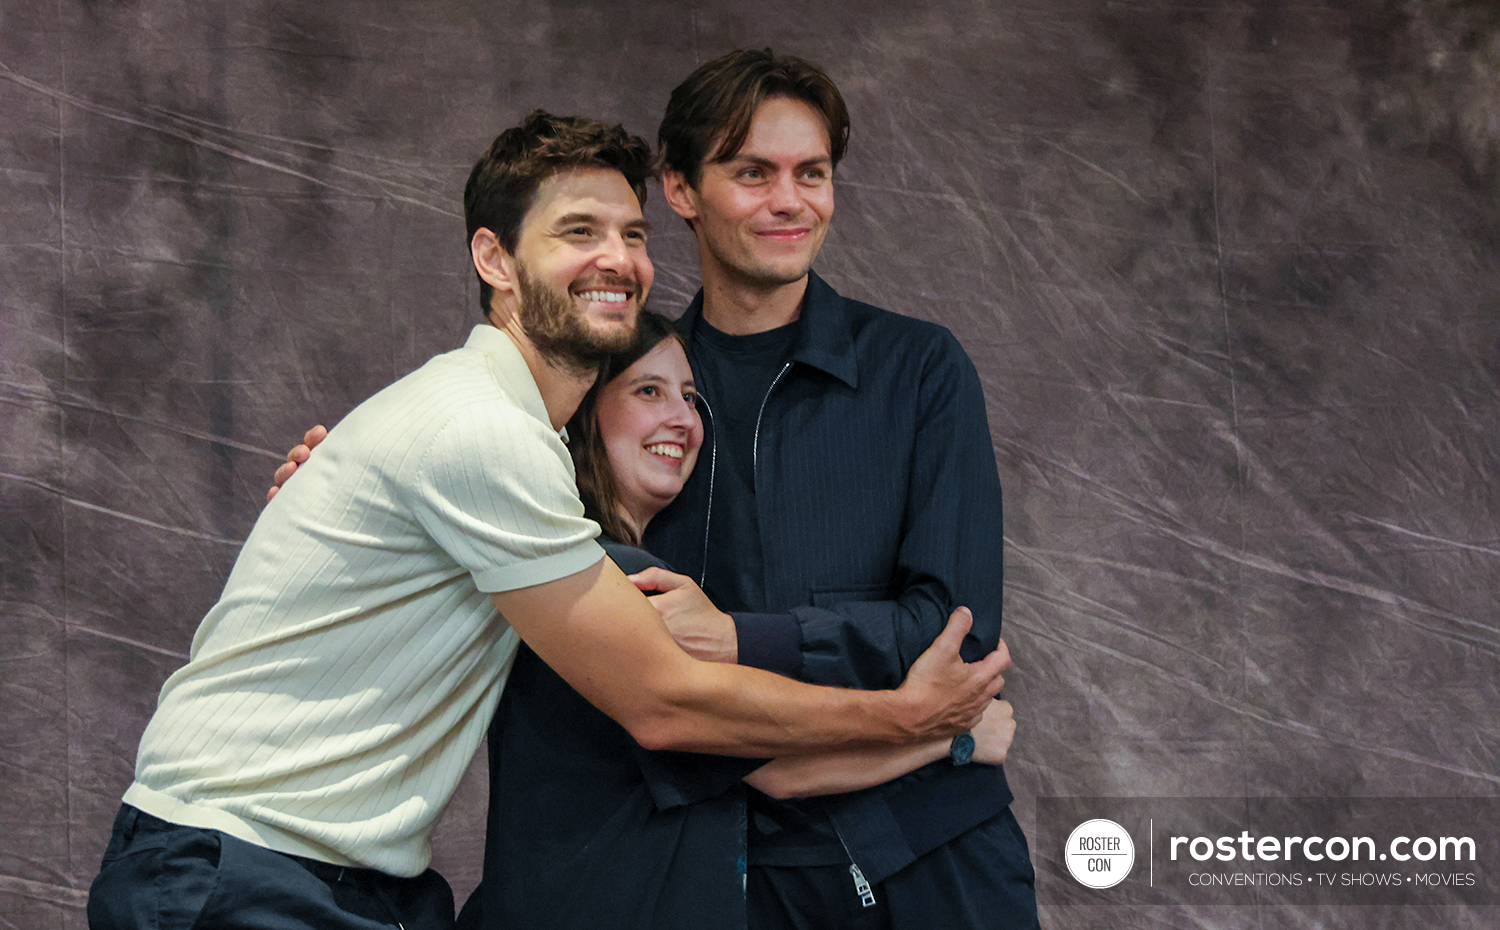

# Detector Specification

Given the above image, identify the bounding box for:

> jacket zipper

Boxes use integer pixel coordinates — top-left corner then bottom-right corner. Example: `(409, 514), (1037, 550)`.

(695, 360), (791, 586)
(751, 362), (792, 485)
(758, 357), (876, 906)
(849, 863), (877, 907)
(838, 831), (878, 908)
(694, 393), (717, 588)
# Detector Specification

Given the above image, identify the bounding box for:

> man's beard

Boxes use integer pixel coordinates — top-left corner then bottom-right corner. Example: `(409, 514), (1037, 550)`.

(515, 265), (638, 373)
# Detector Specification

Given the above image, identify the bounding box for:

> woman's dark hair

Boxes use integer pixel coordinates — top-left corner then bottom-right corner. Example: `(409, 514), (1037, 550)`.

(567, 310), (685, 547)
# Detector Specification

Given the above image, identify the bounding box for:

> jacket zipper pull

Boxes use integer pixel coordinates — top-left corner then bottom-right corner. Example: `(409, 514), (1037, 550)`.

(849, 863), (877, 908)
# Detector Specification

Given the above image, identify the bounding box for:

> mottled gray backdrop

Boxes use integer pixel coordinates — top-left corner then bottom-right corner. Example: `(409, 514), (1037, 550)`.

(3, 1), (1498, 927)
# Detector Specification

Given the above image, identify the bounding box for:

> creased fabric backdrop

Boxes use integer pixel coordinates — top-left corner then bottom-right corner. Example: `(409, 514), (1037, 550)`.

(2, 1), (1498, 927)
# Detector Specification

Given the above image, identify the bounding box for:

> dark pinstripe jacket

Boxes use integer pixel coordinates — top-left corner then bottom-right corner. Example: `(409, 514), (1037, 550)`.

(646, 271), (1017, 885)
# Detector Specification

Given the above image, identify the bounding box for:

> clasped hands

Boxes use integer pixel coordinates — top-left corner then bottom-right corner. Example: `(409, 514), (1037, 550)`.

(629, 568), (1011, 744)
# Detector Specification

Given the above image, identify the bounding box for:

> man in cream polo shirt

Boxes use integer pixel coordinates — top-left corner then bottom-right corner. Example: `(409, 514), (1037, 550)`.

(87, 111), (1009, 930)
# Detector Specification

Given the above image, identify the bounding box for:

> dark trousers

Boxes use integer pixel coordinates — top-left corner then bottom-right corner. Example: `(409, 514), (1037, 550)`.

(87, 805), (454, 930)
(749, 807), (1039, 930)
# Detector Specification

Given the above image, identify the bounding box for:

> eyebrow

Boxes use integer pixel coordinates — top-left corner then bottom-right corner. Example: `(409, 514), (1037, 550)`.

(553, 212), (652, 233)
(628, 373), (695, 389)
(725, 153), (832, 170)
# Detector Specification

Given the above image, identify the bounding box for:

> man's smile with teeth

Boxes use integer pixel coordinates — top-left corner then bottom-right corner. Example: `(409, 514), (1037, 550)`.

(578, 289), (629, 302)
(645, 442), (683, 459)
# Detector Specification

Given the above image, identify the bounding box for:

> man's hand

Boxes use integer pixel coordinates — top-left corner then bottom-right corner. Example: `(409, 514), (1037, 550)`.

(892, 607), (1008, 740)
(629, 567), (737, 664)
(265, 425), (328, 503)
(971, 695), (1015, 766)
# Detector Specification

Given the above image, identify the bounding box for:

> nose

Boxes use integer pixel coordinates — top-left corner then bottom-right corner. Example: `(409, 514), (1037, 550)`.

(664, 393), (695, 428)
(596, 230), (632, 274)
(767, 172), (803, 217)
(662, 395), (701, 442)
(595, 231), (654, 298)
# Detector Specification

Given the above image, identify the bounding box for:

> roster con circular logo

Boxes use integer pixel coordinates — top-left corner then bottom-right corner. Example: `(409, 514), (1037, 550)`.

(1065, 819), (1135, 889)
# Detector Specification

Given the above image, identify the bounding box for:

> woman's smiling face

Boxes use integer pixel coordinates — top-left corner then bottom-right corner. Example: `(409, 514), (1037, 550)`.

(595, 337), (703, 531)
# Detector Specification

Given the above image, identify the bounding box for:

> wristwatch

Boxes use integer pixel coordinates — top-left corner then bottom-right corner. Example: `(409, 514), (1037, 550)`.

(950, 731), (975, 765)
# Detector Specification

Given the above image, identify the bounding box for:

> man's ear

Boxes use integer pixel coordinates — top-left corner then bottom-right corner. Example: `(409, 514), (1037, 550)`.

(471, 228), (517, 297)
(661, 169), (700, 223)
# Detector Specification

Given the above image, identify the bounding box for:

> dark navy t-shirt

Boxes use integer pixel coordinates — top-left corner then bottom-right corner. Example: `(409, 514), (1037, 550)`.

(689, 317), (799, 613)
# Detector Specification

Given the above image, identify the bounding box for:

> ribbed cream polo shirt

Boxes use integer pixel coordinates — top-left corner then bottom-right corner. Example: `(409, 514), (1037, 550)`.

(124, 324), (604, 877)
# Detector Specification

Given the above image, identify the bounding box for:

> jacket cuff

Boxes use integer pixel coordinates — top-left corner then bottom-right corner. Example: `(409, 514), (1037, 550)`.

(731, 612), (802, 676)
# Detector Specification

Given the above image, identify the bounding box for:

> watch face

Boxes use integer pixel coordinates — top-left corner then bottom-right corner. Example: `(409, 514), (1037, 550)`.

(951, 732), (976, 765)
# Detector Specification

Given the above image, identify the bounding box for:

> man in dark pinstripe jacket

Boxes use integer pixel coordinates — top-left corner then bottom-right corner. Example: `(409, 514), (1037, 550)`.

(636, 49), (1040, 930)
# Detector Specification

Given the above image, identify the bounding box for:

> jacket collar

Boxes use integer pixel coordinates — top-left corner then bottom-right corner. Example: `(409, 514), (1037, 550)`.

(674, 270), (859, 389)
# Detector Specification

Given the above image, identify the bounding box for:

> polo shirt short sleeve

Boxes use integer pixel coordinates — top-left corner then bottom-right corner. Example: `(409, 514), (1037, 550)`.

(407, 396), (605, 594)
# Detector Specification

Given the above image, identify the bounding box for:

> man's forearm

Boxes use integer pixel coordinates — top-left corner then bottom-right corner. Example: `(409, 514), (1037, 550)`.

(492, 558), (1003, 757)
(629, 647), (948, 755)
(744, 735), (950, 799)
(744, 691), (1014, 799)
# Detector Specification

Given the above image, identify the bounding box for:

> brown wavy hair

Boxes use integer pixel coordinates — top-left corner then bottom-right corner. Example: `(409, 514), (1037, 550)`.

(464, 111), (653, 317)
(657, 48), (850, 188)
(567, 310), (685, 547)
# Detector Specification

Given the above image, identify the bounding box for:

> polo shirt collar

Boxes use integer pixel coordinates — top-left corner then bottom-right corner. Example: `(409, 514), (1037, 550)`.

(464, 324), (558, 434)
(674, 270), (859, 389)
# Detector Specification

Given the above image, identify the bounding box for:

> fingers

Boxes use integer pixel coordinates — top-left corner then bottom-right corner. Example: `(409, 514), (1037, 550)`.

(973, 699), (1016, 765)
(970, 649), (1008, 698)
(628, 567), (667, 592)
(895, 607), (1020, 739)
(982, 698), (1014, 727)
(267, 427), (326, 504)
(950, 674), (1009, 733)
(944, 661), (1006, 733)
(972, 699), (1001, 736)
(959, 707), (989, 732)
(972, 632), (1011, 686)
(289, 425), (326, 464)
(991, 637), (1012, 674)
(627, 567), (693, 594)
(269, 454), (302, 503)
(930, 606), (974, 655)
(267, 463), (294, 503)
